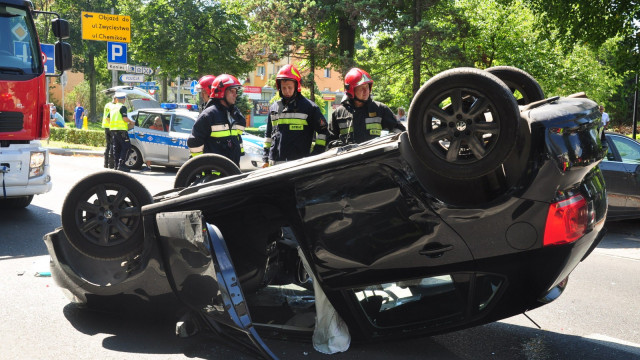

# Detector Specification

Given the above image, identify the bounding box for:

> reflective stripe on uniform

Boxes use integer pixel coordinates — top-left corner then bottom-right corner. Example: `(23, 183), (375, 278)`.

(189, 145), (204, 153)
(211, 124), (229, 131)
(263, 138), (272, 149)
(365, 117), (382, 124)
(338, 120), (354, 135)
(315, 133), (327, 146)
(271, 112), (309, 120)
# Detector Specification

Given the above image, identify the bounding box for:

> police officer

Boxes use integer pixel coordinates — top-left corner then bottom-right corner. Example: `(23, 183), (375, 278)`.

(109, 92), (135, 172)
(195, 74), (216, 111)
(102, 95), (116, 169)
(262, 64), (329, 166)
(329, 67), (405, 145)
(187, 74), (246, 166)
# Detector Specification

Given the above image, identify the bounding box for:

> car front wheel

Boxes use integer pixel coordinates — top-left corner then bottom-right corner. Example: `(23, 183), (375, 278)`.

(174, 154), (242, 188)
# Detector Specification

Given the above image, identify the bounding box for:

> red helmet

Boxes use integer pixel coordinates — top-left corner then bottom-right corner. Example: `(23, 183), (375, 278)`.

(344, 67), (373, 98)
(196, 75), (216, 94)
(210, 74), (242, 99)
(276, 64), (302, 93)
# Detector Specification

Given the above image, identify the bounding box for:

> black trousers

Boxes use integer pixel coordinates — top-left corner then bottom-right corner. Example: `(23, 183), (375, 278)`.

(111, 130), (131, 167)
(104, 128), (114, 168)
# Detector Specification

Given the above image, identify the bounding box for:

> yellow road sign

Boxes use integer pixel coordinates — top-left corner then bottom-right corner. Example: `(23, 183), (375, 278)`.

(81, 11), (130, 43)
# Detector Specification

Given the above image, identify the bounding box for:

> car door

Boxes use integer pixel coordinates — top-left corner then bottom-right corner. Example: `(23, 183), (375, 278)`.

(167, 114), (194, 165)
(132, 111), (170, 164)
(601, 134), (640, 218)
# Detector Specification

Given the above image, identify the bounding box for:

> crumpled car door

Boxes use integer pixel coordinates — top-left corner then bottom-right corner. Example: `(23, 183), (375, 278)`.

(154, 211), (277, 359)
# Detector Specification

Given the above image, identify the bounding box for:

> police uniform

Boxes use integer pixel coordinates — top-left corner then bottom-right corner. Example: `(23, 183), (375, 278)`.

(102, 101), (115, 168)
(109, 102), (132, 171)
(187, 99), (246, 166)
(262, 93), (329, 164)
(329, 95), (405, 144)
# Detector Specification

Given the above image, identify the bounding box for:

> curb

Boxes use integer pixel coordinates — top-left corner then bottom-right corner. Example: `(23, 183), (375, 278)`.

(48, 148), (104, 157)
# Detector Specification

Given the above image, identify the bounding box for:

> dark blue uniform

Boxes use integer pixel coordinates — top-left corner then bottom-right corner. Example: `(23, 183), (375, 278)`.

(187, 99), (246, 166)
(262, 94), (329, 163)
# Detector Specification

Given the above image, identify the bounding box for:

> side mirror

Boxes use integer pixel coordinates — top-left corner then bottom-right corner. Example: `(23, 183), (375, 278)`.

(55, 41), (72, 72)
(51, 18), (70, 39)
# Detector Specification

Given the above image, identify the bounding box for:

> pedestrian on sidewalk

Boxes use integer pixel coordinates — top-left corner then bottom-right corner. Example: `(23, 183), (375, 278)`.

(74, 101), (85, 129)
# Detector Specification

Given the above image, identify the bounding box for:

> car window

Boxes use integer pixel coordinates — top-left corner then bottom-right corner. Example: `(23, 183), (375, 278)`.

(172, 115), (195, 134)
(140, 114), (168, 132)
(129, 97), (161, 111)
(610, 135), (640, 162)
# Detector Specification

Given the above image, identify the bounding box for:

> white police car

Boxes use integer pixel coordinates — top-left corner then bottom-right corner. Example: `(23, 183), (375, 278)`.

(125, 103), (264, 172)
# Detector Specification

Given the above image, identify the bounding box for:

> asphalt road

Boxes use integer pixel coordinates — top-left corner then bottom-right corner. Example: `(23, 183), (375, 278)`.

(0, 154), (638, 359)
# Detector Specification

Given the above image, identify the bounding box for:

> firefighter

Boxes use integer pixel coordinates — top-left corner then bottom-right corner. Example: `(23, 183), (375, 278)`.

(262, 64), (329, 166)
(195, 74), (216, 111)
(329, 67), (405, 145)
(109, 92), (135, 172)
(102, 94), (116, 169)
(187, 74), (246, 166)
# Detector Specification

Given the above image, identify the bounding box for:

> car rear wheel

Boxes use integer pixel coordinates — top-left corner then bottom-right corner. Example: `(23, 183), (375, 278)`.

(125, 146), (143, 170)
(61, 171), (153, 260)
(174, 154), (242, 188)
(485, 66), (545, 105)
(407, 67), (520, 180)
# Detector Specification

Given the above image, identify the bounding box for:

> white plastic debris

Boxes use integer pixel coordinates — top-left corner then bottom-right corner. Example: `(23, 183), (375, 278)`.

(298, 247), (351, 354)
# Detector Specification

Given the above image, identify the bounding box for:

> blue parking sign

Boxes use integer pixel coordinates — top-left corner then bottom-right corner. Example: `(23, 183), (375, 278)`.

(40, 44), (55, 75)
(107, 42), (127, 64)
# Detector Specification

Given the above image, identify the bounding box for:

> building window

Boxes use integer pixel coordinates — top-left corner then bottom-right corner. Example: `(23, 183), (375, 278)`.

(257, 66), (265, 76)
(324, 68), (331, 78)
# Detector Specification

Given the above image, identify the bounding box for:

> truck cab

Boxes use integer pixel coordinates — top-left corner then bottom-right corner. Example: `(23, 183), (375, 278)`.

(0, 0), (71, 207)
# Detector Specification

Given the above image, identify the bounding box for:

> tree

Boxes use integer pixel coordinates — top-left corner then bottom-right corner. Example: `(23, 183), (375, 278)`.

(49, 0), (118, 122)
(120, 0), (254, 78)
(523, 0), (640, 126)
(225, 0), (335, 101)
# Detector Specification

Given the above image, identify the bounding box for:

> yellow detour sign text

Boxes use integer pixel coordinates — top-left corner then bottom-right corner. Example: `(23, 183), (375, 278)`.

(81, 12), (131, 43)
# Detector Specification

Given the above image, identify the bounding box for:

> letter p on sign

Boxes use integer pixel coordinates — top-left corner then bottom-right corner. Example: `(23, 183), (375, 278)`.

(107, 42), (127, 64)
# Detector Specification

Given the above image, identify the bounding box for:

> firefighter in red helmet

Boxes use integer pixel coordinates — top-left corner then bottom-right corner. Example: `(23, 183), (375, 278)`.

(262, 64), (330, 166)
(195, 74), (216, 110)
(329, 67), (404, 145)
(187, 74), (246, 166)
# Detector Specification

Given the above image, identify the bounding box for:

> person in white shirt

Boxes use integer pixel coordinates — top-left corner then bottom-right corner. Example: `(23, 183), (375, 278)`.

(599, 105), (609, 128)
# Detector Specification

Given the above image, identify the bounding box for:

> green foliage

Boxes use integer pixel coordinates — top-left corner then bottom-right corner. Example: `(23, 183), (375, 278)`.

(235, 94), (253, 118)
(120, 0), (254, 79)
(49, 128), (106, 147)
(66, 81), (110, 121)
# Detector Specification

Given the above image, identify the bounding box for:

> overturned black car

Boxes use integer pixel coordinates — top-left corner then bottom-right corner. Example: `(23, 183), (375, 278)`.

(45, 67), (607, 359)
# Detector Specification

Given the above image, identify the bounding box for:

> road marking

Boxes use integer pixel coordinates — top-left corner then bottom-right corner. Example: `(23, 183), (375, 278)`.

(593, 247), (640, 261)
(584, 334), (640, 356)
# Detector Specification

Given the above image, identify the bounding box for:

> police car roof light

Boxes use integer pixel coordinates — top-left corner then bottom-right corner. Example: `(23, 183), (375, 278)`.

(161, 103), (178, 110)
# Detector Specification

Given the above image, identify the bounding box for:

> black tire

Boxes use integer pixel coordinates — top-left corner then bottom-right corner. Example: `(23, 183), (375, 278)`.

(0, 195), (33, 209)
(174, 154), (241, 188)
(485, 66), (545, 105)
(125, 146), (143, 169)
(61, 171), (153, 260)
(407, 67), (520, 180)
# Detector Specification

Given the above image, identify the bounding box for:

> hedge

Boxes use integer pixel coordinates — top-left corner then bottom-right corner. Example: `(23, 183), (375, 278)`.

(50, 127), (106, 147)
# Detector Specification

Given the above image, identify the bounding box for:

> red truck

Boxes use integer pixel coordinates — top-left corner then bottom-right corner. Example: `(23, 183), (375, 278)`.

(0, 0), (71, 208)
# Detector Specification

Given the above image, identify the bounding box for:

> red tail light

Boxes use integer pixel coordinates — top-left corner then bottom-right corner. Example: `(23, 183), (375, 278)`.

(543, 195), (588, 246)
